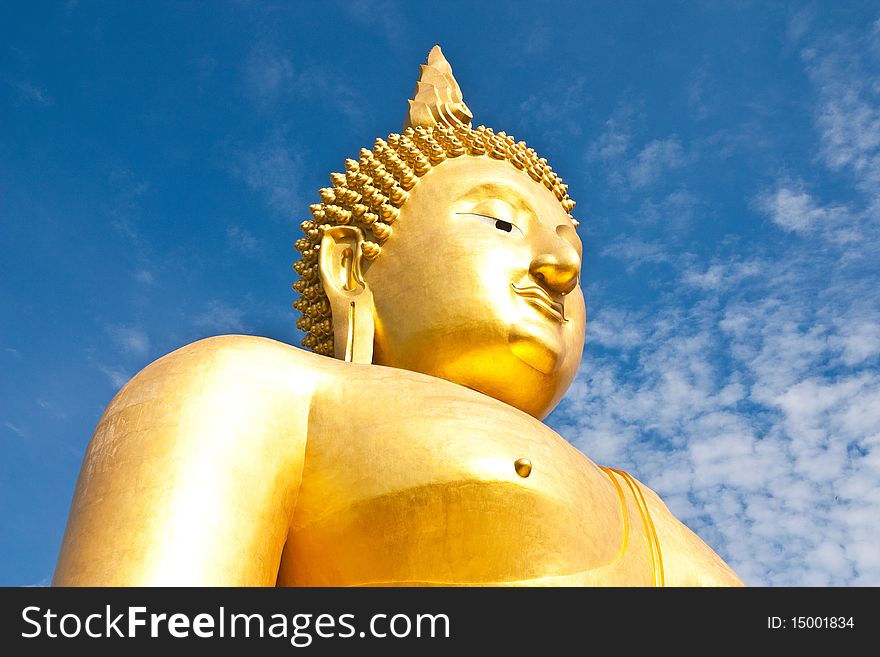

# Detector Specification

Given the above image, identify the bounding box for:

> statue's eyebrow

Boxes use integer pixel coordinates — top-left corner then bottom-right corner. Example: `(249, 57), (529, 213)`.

(460, 183), (532, 213)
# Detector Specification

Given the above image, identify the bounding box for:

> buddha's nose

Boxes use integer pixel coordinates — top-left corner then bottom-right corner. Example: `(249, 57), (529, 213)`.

(529, 245), (580, 296)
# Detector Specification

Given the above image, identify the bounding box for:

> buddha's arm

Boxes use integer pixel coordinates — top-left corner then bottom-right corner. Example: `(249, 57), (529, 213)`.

(631, 476), (745, 587)
(53, 336), (316, 586)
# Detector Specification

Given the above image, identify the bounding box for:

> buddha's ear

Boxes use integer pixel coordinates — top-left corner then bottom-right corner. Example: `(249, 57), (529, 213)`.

(318, 225), (375, 363)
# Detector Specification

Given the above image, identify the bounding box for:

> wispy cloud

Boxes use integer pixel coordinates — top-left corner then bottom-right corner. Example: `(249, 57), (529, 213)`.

(7, 79), (52, 106)
(228, 130), (304, 216)
(133, 269), (155, 285)
(627, 137), (687, 188)
(586, 307), (649, 351)
(337, 0), (405, 43)
(294, 66), (366, 126)
(105, 324), (150, 355)
(37, 398), (68, 421)
(226, 225), (262, 257)
(519, 78), (587, 139)
(586, 107), (688, 192)
(241, 43), (366, 125)
(829, 320), (880, 367)
(23, 576), (51, 587)
(97, 364), (130, 390)
(756, 26), (880, 251)
(523, 24), (551, 55)
(757, 184), (833, 233)
(104, 166), (150, 245)
(635, 188), (701, 230)
(554, 17), (880, 586)
(786, 6), (816, 46)
(600, 238), (672, 271)
(555, 261), (880, 584)
(681, 259), (762, 291)
(805, 32), (880, 195)
(597, 189), (702, 273)
(3, 421), (27, 438)
(687, 65), (713, 120)
(193, 300), (249, 335)
(243, 44), (294, 109)
(586, 104), (637, 165)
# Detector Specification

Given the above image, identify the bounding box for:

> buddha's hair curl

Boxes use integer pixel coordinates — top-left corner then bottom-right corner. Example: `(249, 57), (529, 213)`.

(292, 123), (578, 357)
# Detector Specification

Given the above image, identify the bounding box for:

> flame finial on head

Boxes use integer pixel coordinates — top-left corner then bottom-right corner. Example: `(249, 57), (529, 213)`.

(403, 45), (474, 131)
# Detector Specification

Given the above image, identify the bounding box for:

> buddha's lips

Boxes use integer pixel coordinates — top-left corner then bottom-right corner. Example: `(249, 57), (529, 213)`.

(511, 283), (567, 322)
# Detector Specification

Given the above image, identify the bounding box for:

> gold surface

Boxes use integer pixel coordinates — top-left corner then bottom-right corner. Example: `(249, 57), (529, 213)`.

(53, 46), (744, 587)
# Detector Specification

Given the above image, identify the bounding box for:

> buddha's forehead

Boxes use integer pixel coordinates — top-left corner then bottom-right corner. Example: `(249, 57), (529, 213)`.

(407, 156), (574, 229)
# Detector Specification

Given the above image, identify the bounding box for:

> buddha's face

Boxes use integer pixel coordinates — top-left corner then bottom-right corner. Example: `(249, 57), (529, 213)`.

(365, 156), (585, 419)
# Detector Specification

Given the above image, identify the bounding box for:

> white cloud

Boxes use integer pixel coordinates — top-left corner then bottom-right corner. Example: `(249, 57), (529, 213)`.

(519, 78), (586, 138)
(598, 190), (702, 272)
(682, 260), (762, 291)
(293, 67), (365, 126)
(817, 89), (880, 191)
(587, 114), (688, 192)
(600, 238), (671, 271)
(22, 576), (51, 587)
(193, 300), (249, 334)
(758, 186), (828, 232)
(586, 307), (648, 351)
(226, 225), (261, 257)
(627, 138), (686, 188)
(829, 321), (880, 366)
(687, 66), (712, 120)
(240, 41), (366, 126)
(553, 270), (880, 585)
(37, 398), (68, 420)
(635, 188), (701, 231)
(551, 22), (880, 582)
(105, 325), (150, 355)
(787, 6), (815, 46)
(338, 0), (404, 42)
(8, 79), (52, 106)
(586, 108), (634, 165)
(97, 364), (130, 390)
(133, 269), (155, 285)
(230, 131), (304, 216)
(806, 35), (880, 195)
(523, 24), (551, 55)
(756, 183), (867, 245)
(3, 421), (26, 438)
(243, 44), (294, 109)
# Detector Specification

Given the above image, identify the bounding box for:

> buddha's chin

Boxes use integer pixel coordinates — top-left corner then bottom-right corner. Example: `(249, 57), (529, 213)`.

(507, 320), (563, 375)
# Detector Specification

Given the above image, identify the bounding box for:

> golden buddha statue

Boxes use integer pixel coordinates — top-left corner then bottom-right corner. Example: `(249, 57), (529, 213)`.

(53, 46), (743, 587)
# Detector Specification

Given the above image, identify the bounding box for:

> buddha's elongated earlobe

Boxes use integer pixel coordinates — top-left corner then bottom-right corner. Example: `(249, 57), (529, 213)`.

(318, 225), (375, 363)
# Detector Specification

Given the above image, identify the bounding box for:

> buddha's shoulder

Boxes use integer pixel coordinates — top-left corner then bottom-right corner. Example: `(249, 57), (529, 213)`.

(118, 335), (464, 401)
(133, 335), (335, 379)
(106, 336), (341, 412)
(116, 335), (537, 428)
(137, 335), (465, 386)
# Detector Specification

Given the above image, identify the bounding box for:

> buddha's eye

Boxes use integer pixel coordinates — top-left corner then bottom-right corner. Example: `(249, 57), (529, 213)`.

(456, 212), (523, 236)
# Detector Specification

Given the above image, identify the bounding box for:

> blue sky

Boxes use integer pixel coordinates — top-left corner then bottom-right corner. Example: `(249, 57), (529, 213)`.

(2, 1), (879, 586)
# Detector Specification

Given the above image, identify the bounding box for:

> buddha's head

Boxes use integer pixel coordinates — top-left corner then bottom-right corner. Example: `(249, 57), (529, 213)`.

(293, 46), (584, 419)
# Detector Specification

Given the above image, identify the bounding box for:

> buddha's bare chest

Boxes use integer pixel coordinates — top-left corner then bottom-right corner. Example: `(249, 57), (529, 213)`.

(277, 374), (654, 585)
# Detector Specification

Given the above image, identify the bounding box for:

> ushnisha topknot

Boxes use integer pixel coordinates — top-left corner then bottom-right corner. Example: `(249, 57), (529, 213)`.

(292, 45), (578, 357)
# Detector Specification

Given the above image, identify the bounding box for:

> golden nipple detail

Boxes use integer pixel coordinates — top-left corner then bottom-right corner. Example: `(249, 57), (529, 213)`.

(514, 458), (532, 478)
